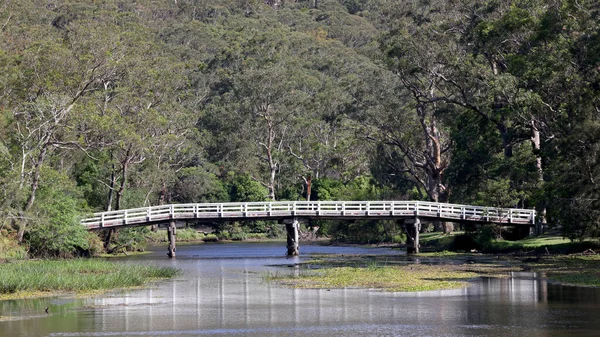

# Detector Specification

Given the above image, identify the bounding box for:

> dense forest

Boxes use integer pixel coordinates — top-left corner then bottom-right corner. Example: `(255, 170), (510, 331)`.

(1, 0), (599, 257)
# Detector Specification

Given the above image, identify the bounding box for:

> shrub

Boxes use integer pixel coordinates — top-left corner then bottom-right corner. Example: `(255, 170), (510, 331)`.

(0, 234), (27, 260)
(26, 169), (90, 258)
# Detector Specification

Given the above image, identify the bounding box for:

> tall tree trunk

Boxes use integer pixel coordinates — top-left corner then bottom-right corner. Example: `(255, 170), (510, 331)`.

(108, 151), (130, 251)
(18, 146), (48, 243)
(265, 119), (277, 201)
(115, 160), (128, 211)
(531, 119), (546, 224)
(106, 162), (115, 212)
(418, 109), (453, 234)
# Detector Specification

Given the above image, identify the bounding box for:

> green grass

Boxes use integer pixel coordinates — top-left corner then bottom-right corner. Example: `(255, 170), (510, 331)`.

(418, 250), (462, 257)
(419, 231), (600, 254)
(484, 235), (600, 254)
(0, 259), (179, 299)
(267, 264), (478, 292)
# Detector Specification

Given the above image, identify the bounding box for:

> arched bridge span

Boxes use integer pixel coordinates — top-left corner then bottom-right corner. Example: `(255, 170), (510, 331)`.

(80, 201), (536, 256)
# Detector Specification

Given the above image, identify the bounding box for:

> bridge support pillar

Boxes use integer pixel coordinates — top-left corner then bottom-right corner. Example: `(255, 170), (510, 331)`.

(286, 218), (300, 256)
(167, 220), (176, 258)
(405, 217), (421, 254)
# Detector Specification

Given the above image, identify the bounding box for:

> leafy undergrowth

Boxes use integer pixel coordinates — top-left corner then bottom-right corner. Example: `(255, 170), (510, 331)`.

(267, 264), (478, 292)
(146, 228), (218, 243)
(0, 235), (28, 260)
(0, 259), (180, 300)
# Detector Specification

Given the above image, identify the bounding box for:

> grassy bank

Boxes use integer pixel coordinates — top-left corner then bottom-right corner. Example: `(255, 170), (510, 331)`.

(0, 259), (179, 300)
(420, 232), (600, 254)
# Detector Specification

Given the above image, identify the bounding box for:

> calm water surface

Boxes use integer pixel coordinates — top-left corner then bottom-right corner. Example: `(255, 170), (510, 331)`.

(1, 242), (600, 337)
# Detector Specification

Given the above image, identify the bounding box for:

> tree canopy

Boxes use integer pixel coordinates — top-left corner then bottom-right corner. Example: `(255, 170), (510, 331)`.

(1, 0), (599, 255)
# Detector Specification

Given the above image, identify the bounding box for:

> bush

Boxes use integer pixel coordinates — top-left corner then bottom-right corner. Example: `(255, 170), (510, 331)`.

(108, 227), (148, 253)
(86, 232), (105, 257)
(0, 234), (27, 260)
(228, 175), (268, 202)
(26, 168), (91, 258)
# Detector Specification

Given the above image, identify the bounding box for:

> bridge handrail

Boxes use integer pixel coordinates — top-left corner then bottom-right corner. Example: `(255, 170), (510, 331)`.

(80, 200), (536, 229)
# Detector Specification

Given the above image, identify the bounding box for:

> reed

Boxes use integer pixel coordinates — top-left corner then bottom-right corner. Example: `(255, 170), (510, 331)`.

(0, 259), (179, 298)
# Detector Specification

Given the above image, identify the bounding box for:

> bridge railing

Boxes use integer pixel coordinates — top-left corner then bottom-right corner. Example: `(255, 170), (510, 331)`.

(80, 201), (536, 229)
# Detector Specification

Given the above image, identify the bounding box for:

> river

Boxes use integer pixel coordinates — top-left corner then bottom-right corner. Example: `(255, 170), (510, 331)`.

(1, 242), (599, 337)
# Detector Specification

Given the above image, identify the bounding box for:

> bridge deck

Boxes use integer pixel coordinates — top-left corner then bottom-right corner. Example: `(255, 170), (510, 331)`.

(80, 201), (536, 230)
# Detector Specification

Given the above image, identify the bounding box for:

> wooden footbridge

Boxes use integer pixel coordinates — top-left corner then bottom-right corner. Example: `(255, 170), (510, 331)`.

(80, 201), (536, 257)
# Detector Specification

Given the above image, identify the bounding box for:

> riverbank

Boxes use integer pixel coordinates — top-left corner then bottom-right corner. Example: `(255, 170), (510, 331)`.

(0, 259), (179, 300)
(419, 231), (600, 254)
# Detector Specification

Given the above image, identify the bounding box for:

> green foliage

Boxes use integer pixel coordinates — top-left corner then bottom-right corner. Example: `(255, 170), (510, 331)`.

(0, 234), (27, 260)
(173, 167), (228, 203)
(228, 175), (268, 202)
(476, 179), (525, 208)
(26, 168), (91, 258)
(0, 0), (599, 249)
(109, 227), (149, 253)
(311, 176), (383, 201)
(329, 219), (401, 244)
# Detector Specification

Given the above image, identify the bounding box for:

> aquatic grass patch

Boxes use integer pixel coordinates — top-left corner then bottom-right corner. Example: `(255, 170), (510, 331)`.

(549, 273), (600, 287)
(267, 264), (478, 292)
(418, 250), (463, 257)
(0, 259), (179, 299)
(521, 255), (600, 286)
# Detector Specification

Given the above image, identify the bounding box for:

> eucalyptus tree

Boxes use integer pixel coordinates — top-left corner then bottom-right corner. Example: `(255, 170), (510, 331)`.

(368, 1), (459, 207)
(0, 7), (122, 241)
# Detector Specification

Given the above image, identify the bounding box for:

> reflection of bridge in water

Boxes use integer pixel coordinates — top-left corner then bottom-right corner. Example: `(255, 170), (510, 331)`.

(80, 200), (536, 256)
(89, 262), (569, 336)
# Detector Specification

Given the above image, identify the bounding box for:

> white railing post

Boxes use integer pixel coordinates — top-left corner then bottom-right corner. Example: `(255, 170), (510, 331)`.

(415, 201), (419, 216)
(170, 204), (175, 219)
(124, 210), (128, 225)
(101, 213), (105, 228)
